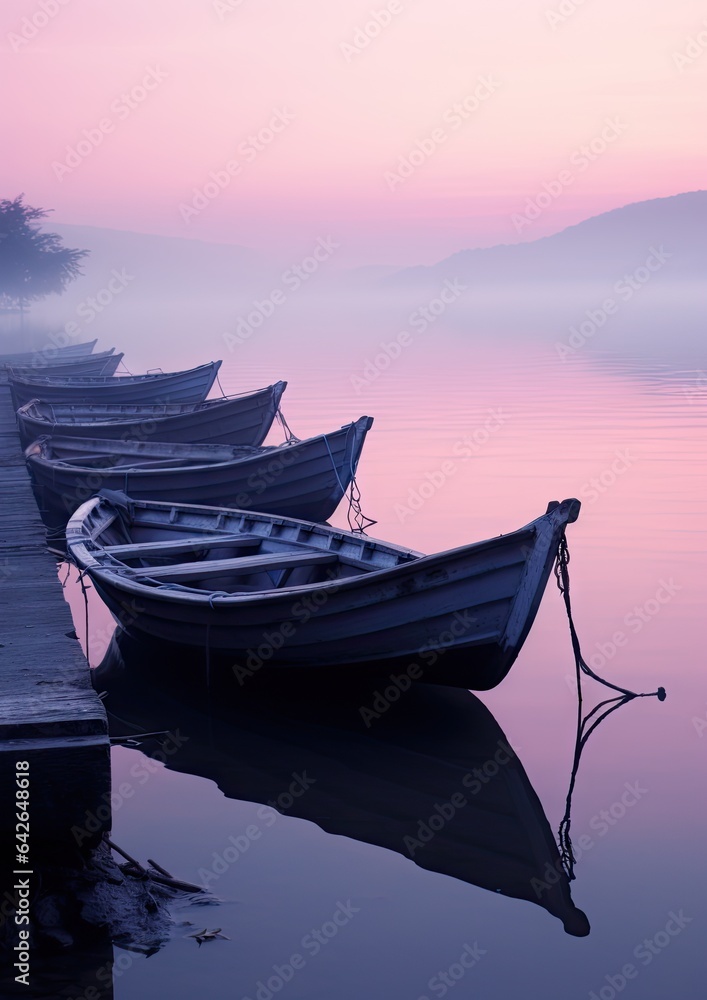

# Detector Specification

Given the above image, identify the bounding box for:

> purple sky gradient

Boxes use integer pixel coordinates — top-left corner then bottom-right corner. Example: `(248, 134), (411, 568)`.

(2, 0), (705, 264)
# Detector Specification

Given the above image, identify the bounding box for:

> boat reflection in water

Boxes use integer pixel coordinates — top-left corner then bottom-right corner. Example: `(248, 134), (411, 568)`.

(96, 629), (591, 938)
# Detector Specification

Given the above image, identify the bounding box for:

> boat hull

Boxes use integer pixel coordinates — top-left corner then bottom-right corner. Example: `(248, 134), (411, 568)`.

(17, 382), (286, 448)
(91, 534), (534, 688)
(67, 496), (580, 689)
(0, 340), (97, 366)
(9, 350), (123, 379)
(9, 361), (221, 407)
(28, 417), (372, 525)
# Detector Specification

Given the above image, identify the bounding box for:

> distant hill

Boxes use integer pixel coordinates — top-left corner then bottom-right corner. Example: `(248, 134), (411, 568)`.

(50, 193), (706, 302)
(382, 191), (707, 290)
(12, 195), (704, 367)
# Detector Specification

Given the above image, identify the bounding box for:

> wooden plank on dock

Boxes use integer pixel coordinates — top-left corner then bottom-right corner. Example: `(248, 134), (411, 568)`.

(0, 384), (110, 852)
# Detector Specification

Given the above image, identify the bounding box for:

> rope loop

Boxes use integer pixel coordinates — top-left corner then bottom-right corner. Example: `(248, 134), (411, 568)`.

(322, 426), (376, 534)
(345, 476), (377, 534)
(554, 531), (665, 880)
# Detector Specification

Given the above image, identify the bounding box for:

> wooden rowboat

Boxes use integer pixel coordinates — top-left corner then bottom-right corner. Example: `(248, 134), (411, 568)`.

(9, 349), (124, 379)
(0, 339), (97, 366)
(16, 381), (287, 448)
(67, 494), (581, 689)
(27, 416), (373, 523)
(96, 631), (590, 935)
(9, 361), (222, 408)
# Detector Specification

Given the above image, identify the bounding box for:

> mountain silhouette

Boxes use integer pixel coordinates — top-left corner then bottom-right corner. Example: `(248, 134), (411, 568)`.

(382, 191), (706, 289)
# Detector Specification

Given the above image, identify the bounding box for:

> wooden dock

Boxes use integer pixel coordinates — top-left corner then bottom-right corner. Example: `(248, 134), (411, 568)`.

(0, 382), (110, 857)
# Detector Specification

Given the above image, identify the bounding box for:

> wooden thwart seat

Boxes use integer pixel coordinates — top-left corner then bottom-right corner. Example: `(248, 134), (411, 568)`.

(121, 550), (339, 581)
(56, 456), (205, 470)
(104, 533), (395, 573)
(54, 456), (118, 467)
(104, 534), (262, 559)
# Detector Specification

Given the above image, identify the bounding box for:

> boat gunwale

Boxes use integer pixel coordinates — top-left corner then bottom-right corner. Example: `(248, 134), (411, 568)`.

(9, 360), (222, 389)
(6, 347), (118, 373)
(0, 339), (98, 364)
(18, 381), (287, 423)
(27, 416), (372, 476)
(66, 496), (577, 607)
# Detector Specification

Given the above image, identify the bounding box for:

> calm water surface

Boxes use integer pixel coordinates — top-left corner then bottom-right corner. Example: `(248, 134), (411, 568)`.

(61, 317), (706, 1000)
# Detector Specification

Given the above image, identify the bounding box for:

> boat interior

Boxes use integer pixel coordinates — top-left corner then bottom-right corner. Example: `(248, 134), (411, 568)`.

(86, 505), (420, 594)
(33, 437), (268, 468)
(24, 400), (205, 420)
(22, 392), (268, 422)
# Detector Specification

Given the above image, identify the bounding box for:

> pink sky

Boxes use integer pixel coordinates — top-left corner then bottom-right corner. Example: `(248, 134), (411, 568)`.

(2, 0), (705, 265)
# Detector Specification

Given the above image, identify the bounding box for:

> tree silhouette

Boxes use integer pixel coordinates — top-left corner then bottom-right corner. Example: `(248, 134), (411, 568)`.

(0, 194), (88, 329)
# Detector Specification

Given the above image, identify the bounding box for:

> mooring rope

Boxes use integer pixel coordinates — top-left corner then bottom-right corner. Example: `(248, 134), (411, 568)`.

(344, 424), (376, 534)
(322, 427), (376, 534)
(75, 564), (92, 656)
(323, 433), (348, 499)
(215, 369), (227, 399)
(275, 406), (300, 444)
(345, 476), (377, 535)
(554, 533), (665, 880)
